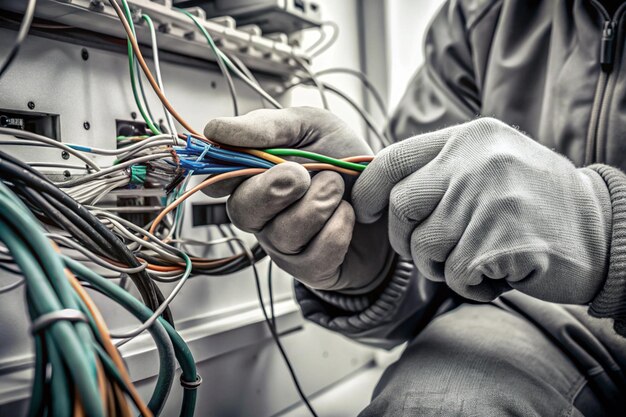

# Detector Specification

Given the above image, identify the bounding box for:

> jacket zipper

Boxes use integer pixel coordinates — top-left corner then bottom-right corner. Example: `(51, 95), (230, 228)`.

(586, 2), (626, 164)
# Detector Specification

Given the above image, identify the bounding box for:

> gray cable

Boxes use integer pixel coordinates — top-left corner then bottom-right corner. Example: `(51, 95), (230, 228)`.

(295, 56), (329, 110)
(56, 152), (170, 187)
(0, 277), (24, 294)
(0, 0), (37, 78)
(47, 233), (148, 274)
(143, 14), (178, 138)
(0, 127), (101, 171)
(309, 21), (339, 58)
(110, 235), (243, 340)
(283, 79), (390, 146)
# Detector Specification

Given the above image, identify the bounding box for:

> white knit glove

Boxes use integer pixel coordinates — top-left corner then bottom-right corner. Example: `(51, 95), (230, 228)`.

(353, 118), (612, 304)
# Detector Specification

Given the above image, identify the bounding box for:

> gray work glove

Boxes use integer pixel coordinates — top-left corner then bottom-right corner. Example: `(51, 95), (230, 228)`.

(203, 107), (394, 293)
(353, 117), (612, 304)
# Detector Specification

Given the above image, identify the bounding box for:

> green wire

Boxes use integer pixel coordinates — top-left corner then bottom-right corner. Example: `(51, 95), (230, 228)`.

(117, 135), (149, 141)
(263, 148), (367, 171)
(120, 0), (161, 135)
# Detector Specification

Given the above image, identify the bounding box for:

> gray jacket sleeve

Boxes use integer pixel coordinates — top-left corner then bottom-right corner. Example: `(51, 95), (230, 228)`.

(589, 165), (626, 338)
(295, 0), (491, 349)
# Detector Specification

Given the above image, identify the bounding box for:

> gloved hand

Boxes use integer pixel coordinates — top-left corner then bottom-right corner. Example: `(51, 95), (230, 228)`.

(353, 117), (612, 304)
(203, 107), (394, 293)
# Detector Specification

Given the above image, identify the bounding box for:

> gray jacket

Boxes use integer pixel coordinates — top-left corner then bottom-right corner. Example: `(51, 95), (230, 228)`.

(295, 0), (626, 407)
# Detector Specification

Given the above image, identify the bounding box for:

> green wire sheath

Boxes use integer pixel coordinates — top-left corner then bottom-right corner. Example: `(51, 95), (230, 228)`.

(65, 258), (198, 417)
(0, 188), (99, 378)
(46, 337), (72, 417)
(27, 333), (45, 417)
(263, 149), (367, 171)
(120, 0), (161, 135)
(0, 187), (105, 417)
(0, 225), (104, 417)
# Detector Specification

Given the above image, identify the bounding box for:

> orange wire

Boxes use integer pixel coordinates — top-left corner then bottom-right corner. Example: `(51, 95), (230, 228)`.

(73, 387), (86, 417)
(343, 155), (375, 163)
(108, 0), (201, 139)
(149, 159), (372, 237)
(67, 273), (152, 416)
(95, 358), (110, 416)
(150, 169), (266, 235)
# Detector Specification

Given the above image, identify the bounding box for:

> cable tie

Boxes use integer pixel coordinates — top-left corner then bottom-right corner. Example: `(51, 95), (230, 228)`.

(30, 309), (88, 334)
(196, 145), (210, 163)
(130, 165), (148, 184)
(180, 374), (202, 390)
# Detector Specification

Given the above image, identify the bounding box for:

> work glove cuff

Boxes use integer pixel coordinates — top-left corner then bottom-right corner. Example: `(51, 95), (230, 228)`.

(588, 164), (626, 337)
(296, 256), (415, 332)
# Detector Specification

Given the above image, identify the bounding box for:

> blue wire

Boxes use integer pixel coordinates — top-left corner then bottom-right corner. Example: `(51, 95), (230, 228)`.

(181, 137), (275, 169)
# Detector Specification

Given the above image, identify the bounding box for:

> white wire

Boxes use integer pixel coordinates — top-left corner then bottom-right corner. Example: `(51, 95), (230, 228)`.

(144, 14), (178, 139)
(0, 127), (101, 171)
(56, 152), (171, 187)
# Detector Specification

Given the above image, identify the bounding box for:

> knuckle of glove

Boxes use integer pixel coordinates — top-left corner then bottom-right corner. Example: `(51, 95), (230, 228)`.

(263, 171), (345, 254)
(227, 162), (310, 232)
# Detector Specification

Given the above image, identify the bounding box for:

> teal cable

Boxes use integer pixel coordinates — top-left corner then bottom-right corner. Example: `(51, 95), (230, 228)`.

(65, 258), (198, 417)
(47, 337), (72, 417)
(0, 188), (105, 417)
(0, 225), (104, 417)
(0, 188), (99, 378)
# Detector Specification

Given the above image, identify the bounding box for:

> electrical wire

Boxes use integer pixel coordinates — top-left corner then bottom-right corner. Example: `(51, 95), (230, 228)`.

(47, 233), (148, 274)
(0, 149), (171, 324)
(0, 127), (102, 170)
(308, 21), (339, 58)
(282, 79), (390, 147)
(294, 56), (329, 110)
(120, 0), (160, 135)
(109, 247), (191, 339)
(0, 0), (37, 78)
(239, 238), (319, 417)
(143, 14), (178, 138)
(175, 7), (239, 116)
(316, 68), (388, 118)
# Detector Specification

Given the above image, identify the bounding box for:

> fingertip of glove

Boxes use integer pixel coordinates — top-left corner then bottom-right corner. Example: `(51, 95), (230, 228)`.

(351, 176), (384, 224)
(204, 117), (235, 143)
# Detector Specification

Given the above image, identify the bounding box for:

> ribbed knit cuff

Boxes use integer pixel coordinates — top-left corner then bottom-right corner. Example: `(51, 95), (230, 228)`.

(588, 164), (626, 337)
(295, 257), (416, 334)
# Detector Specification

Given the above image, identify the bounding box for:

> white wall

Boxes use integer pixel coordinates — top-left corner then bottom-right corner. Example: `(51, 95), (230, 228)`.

(385, 0), (445, 110)
(290, 0), (368, 137)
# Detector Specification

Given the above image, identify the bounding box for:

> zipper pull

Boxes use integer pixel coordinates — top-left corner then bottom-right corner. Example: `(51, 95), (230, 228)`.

(601, 20), (616, 71)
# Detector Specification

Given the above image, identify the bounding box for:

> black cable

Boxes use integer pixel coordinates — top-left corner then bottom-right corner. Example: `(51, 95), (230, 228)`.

(251, 259), (318, 417)
(15, 184), (103, 255)
(267, 260), (276, 329)
(0, 150), (172, 324)
(0, 0), (37, 78)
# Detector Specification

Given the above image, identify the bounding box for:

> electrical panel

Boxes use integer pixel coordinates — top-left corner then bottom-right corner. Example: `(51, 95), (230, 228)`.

(173, 0), (323, 34)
